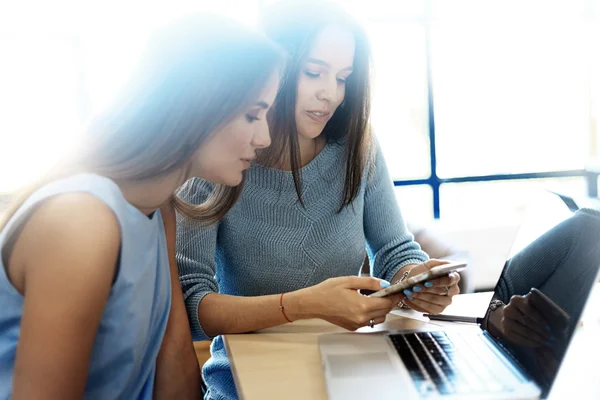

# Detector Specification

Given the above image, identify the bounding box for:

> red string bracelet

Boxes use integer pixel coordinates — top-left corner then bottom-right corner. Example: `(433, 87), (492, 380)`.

(279, 293), (292, 323)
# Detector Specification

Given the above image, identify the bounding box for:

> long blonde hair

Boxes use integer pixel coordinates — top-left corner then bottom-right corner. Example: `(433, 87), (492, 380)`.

(1, 14), (284, 230)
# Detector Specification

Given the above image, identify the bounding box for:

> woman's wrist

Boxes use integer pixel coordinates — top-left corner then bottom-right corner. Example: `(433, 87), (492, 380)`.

(282, 288), (317, 321)
(391, 264), (419, 284)
(485, 305), (505, 337)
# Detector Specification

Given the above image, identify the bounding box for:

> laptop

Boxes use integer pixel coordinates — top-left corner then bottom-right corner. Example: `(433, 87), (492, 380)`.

(319, 204), (600, 399)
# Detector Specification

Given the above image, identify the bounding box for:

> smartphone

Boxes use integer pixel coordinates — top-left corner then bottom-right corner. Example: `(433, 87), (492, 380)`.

(527, 288), (570, 336)
(367, 262), (467, 298)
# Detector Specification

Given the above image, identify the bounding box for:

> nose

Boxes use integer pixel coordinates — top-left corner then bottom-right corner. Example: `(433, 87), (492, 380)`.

(251, 119), (271, 149)
(316, 76), (339, 104)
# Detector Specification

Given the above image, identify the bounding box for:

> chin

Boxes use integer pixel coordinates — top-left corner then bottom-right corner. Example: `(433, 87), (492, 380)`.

(221, 173), (244, 187)
(196, 168), (243, 187)
(298, 125), (324, 140)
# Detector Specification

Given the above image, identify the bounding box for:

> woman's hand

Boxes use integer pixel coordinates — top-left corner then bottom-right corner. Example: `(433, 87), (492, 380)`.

(487, 292), (567, 348)
(496, 295), (552, 347)
(399, 260), (461, 315)
(290, 276), (404, 331)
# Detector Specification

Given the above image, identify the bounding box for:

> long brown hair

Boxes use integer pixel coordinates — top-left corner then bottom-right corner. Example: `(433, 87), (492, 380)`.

(1, 14), (284, 230)
(258, 0), (373, 210)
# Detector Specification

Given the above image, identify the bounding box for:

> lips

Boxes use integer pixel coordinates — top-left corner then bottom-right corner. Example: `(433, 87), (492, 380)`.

(305, 110), (330, 123)
(241, 157), (255, 169)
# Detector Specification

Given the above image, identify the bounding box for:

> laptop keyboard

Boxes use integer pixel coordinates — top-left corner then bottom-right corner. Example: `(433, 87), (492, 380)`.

(390, 331), (519, 397)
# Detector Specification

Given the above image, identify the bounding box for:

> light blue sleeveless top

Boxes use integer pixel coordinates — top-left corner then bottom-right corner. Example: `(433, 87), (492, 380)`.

(0, 173), (171, 399)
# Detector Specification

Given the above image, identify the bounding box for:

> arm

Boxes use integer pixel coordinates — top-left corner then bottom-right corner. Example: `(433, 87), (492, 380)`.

(176, 179), (306, 339)
(10, 194), (120, 399)
(153, 201), (202, 399)
(176, 179), (403, 337)
(363, 141), (460, 313)
(363, 141), (429, 283)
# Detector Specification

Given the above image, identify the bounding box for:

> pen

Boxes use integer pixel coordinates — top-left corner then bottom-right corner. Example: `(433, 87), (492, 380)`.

(424, 314), (483, 324)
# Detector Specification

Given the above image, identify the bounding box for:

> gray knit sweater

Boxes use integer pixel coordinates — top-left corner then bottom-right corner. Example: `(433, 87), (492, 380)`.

(176, 140), (428, 399)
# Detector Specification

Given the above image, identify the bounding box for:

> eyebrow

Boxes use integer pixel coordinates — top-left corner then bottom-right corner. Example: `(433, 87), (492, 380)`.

(306, 58), (353, 72)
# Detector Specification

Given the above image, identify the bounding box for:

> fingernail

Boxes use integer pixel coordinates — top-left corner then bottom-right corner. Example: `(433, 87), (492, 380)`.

(413, 286), (421, 292)
(380, 280), (391, 288)
(424, 281), (433, 288)
(404, 289), (413, 296)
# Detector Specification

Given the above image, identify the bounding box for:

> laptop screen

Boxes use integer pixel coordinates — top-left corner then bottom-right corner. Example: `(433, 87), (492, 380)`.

(483, 207), (600, 398)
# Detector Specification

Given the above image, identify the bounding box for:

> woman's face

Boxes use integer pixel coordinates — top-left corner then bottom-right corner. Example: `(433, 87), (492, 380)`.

(190, 73), (279, 186)
(295, 25), (355, 140)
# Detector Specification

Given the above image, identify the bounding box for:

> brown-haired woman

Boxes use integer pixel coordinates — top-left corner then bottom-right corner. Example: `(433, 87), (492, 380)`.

(175, 2), (460, 398)
(0, 14), (283, 400)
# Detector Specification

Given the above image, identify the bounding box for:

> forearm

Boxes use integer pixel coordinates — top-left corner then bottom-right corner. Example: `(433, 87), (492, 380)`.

(197, 289), (315, 337)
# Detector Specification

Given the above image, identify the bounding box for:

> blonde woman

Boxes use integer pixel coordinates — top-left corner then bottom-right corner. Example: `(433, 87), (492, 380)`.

(0, 15), (283, 399)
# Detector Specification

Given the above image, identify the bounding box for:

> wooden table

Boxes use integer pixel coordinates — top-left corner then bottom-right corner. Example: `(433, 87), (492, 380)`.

(195, 290), (599, 399)
(222, 293), (492, 400)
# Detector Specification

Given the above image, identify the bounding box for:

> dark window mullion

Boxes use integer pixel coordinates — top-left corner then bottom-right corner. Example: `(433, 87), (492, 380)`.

(424, 0), (440, 218)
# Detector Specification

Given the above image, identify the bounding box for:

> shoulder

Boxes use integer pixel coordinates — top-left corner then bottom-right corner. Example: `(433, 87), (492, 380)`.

(366, 136), (386, 173)
(16, 192), (121, 269)
(37, 192), (120, 233)
(6, 192), (121, 294)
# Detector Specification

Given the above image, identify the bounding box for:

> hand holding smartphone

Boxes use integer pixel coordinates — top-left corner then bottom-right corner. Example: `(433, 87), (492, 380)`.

(367, 262), (467, 298)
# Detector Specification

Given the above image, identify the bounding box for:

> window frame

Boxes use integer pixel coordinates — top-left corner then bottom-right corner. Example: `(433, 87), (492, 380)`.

(390, 6), (598, 219)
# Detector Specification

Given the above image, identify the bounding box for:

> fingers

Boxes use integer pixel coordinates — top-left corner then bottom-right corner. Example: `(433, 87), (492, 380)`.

(340, 276), (390, 291)
(401, 280), (458, 315)
(343, 310), (388, 331)
(366, 315), (387, 326)
(359, 294), (399, 320)
(409, 293), (452, 314)
(402, 296), (447, 315)
(502, 297), (550, 346)
(387, 293), (404, 306)
(410, 284), (460, 297)
(404, 259), (451, 277)
(501, 316), (546, 347)
(510, 296), (548, 328)
(400, 298), (429, 313)
(420, 272), (461, 289)
(411, 292), (453, 307)
(351, 295), (397, 322)
(366, 294), (401, 314)
(508, 296), (551, 339)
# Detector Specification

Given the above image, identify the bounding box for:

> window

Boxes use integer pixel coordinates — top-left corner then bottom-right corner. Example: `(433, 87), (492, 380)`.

(432, 1), (591, 178)
(440, 178), (587, 224)
(394, 185), (434, 225)
(361, 0), (598, 219)
(368, 22), (430, 181)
